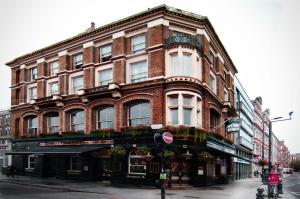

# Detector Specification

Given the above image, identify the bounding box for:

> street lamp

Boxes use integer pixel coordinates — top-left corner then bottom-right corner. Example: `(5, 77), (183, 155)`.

(268, 111), (293, 172)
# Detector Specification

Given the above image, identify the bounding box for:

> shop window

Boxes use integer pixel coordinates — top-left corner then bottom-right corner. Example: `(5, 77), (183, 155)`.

(128, 102), (150, 127)
(149, 162), (160, 173)
(130, 60), (148, 83)
(71, 75), (83, 93)
(98, 68), (113, 86)
(70, 110), (84, 131)
(97, 107), (114, 129)
(73, 53), (83, 69)
(47, 114), (59, 133)
(132, 34), (145, 54)
(50, 61), (59, 76)
(69, 157), (81, 171)
(100, 44), (112, 62)
(28, 116), (37, 135)
(30, 67), (37, 81)
(27, 155), (35, 169)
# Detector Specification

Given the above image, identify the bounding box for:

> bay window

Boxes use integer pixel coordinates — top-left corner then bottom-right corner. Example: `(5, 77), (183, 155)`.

(170, 53), (179, 76)
(129, 102), (150, 127)
(183, 54), (191, 76)
(97, 107), (114, 129)
(167, 92), (202, 127)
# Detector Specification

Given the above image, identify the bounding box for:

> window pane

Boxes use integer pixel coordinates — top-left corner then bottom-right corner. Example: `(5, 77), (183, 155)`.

(171, 109), (178, 125)
(72, 76), (83, 92)
(98, 107), (114, 129)
(71, 111), (84, 131)
(183, 109), (191, 125)
(171, 54), (178, 76)
(132, 34), (145, 53)
(131, 60), (147, 83)
(31, 67), (37, 80)
(129, 102), (150, 127)
(99, 68), (113, 85)
(50, 61), (59, 76)
(101, 44), (112, 61)
(183, 54), (191, 76)
(183, 97), (191, 106)
(50, 82), (58, 95)
(73, 53), (83, 67)
(30, 87), (37, 99)
(170, 97), (178, 106)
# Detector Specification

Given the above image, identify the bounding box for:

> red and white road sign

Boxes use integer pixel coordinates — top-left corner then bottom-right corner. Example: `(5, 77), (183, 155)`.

(162, 132), (173, 144)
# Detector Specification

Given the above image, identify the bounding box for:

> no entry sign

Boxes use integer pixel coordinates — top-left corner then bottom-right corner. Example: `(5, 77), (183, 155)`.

(162, 132), (173, 144)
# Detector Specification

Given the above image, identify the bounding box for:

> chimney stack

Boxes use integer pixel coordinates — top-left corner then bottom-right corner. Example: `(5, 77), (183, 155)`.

(91, 22), (95, 29)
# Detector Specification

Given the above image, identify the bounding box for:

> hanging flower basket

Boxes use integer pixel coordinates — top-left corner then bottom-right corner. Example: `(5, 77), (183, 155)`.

(258, 159), (268, 166)
(110, 145), (126, 160)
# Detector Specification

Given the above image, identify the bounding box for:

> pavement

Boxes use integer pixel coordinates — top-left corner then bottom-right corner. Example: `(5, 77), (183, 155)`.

(0, 174), (297, 199)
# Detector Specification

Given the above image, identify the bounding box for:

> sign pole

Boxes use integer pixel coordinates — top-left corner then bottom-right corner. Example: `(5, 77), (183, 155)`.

(160, 142), (166, 199)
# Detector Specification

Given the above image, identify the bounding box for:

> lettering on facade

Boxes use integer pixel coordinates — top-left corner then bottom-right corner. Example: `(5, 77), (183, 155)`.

(39, 140), (114, 147)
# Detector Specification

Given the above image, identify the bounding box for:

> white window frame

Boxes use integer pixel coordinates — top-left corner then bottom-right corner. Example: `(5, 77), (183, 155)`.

(97, 107), (115, 129)
(126, 55), (148, 84)
(100, 44), (112, 62)
(131, 34), (146, 54)
(50, 60), (59, 76)
(73, 52), (83, 69)
(27, 155), (35, 169)
(30, 66), (38, 81)
(95, 64), (113, 87)
(128, 151), (147, 175)
(47, 115), (59, 133)
(130, 60), (148, 83)
(166, 47), (200, 79)
(128, 102), (151, 127)
(69, 71), (84, 94)
(209, 72), (217, 94)
(70, 110), (84, 132)
(28, 116), (38, 135)
(166, 91), (202, 127)
(98, 68), (113, 86)
(27, 83), (38, 102)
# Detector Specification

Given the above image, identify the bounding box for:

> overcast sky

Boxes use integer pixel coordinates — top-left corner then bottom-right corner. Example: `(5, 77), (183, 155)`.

(0, 0), (299, 153)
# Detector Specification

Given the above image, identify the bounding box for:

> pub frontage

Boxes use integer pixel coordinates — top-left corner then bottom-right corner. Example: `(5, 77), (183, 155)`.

(8, 126), (236, 186)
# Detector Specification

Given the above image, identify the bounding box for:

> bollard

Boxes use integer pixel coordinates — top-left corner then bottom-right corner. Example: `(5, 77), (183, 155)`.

(256, 188), (264, 199)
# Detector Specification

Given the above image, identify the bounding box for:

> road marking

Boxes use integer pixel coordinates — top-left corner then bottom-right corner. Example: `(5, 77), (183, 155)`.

(290, 192), (300, 196)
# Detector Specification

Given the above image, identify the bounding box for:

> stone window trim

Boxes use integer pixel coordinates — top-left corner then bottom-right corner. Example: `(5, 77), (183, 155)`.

(95, 64), (113, 87)
(166, 46), (201, 79)
(166, 91), (202, 127)
(126, 55), (148, 84)
(27, 83), (38, 103)
(46, 77), (59, 97)
(68, 71), (84, 95)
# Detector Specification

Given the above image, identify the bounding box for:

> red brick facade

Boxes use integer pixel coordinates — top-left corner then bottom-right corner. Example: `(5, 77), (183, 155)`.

(6, 5), (237, 142)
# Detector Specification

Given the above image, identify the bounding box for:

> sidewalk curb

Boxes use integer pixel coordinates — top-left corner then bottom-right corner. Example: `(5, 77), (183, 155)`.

(0, 179), (107, 195)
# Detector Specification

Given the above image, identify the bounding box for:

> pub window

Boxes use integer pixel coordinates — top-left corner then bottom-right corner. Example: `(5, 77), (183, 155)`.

(112, 162), (121, 172)
(97, 107), (114, 129)
(47, 114), (59, 133)
(149, 162), (160, 173)
(128, 102), (150, 127)
(70, 110), (84, 131)
(28, 116), (38, 135)
(69, 157), (81, 171)
(27, 155), (35, 169)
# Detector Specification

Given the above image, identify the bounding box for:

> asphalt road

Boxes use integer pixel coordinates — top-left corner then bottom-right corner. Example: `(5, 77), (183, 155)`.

(0, 181), (110, 199)
(285, 172), (300, 199)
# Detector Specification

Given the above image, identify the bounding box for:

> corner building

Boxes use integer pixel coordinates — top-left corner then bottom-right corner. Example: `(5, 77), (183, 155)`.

(6, 5), (237, 186)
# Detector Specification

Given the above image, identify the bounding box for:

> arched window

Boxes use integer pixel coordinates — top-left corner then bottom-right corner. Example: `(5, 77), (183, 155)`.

(97, 107), (114, 129)
(70, 110), (84, 131)
(128, 102), (150, 127)
(27, 116), (38, 135)
(46, 113), (59, 133)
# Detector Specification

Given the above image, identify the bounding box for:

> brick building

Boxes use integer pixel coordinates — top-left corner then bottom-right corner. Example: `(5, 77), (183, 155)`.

(278, 141), (289, 168)
(5, 5), (237, 186)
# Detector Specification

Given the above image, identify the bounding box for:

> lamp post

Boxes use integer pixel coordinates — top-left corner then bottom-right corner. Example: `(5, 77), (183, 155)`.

(267, 111), (293, 173)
